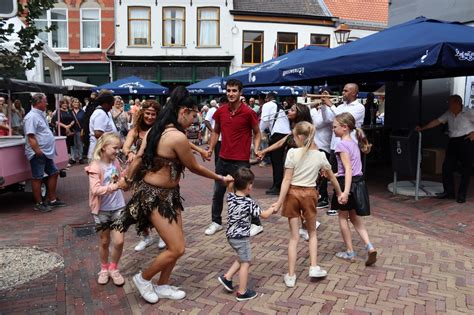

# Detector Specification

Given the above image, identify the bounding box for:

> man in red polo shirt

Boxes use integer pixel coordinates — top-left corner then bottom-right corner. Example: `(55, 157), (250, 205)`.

(205, 79), (263, 236)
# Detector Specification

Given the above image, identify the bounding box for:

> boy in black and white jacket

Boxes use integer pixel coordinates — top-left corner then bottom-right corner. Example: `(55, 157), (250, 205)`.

(217, 167), (275, 301)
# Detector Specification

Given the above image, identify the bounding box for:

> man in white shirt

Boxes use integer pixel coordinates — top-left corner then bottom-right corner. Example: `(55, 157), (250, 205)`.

(204, 99), (220, 165)
(311, 87), (334, 208)
(416, 95), (474, 203)
(87, 91), (118, 160)
(259, 92), (291, 195)
(322, 83), (365, 215)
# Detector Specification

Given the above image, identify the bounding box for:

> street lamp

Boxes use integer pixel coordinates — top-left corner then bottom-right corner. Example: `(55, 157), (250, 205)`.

(334, 23), (351, 45)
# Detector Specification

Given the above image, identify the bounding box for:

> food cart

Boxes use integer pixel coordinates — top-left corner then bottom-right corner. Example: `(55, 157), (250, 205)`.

(0, 77), (69, 196)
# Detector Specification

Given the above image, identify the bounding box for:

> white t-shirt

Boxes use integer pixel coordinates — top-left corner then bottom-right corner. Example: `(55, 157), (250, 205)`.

(311, 106), (333, 153)
(99, 162), (125, 211)
(437, 108), (474, 138)
(88, 108), (118, 158)
(327, 100), (365, 150)
(259, 100), (291, 135)
(285, 147), (331, 187)
(205, 106), (222, 141)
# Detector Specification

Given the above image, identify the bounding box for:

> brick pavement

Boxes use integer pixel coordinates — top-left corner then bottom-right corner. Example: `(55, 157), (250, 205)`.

(0, 159), (473, 314)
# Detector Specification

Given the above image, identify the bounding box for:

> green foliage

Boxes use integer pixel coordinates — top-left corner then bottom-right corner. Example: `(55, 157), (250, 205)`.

(0, 0), (57, 78)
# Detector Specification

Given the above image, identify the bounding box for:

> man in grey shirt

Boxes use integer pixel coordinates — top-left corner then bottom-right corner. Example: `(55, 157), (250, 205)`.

(24, 94), (66, 212)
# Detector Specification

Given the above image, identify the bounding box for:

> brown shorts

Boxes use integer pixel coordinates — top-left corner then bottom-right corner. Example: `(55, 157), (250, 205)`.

(282, 186), (318, 231)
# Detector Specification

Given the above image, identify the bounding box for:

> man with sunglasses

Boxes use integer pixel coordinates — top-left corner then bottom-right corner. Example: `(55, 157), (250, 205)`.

(205, 79), (263, 236)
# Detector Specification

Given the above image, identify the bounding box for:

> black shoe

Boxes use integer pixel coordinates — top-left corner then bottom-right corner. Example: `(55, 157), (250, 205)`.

(265, 188), (280, 195)
(34, 202), (52, 213)
(236, 289), (257, 301)
(317, 199), (329, 209)
(48, 199), (67, 208)
(218, 275), (234, 292)
(79, 159), (86, 165)
(457, 196), (466, 203)
(69, 159), (77, 165)
(436, 192), (455, 199)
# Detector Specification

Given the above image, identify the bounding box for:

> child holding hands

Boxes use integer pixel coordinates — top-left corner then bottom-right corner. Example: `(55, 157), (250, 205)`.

(85, 132), (128, 286)
(271, 121), (342, 287)
(331, 112), (377, 266)
(218, 167), (275, 301)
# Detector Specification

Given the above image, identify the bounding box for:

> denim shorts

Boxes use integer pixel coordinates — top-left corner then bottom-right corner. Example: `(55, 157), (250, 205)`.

(93, 208), (124, 231)
(228, 237), (252, 262)
(29, 154), (59, 180)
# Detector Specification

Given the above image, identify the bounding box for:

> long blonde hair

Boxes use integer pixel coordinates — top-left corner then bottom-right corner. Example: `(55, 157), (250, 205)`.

(334, 112), (372, 154)
(292, 121), (316, 164)
(92, 132), (121, 161)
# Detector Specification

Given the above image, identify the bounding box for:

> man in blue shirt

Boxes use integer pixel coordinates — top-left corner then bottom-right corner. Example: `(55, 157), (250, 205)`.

(24, 94), (66, 212)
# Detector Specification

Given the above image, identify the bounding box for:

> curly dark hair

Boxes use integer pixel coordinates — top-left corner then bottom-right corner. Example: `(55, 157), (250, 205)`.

(136, 100), (161, 132)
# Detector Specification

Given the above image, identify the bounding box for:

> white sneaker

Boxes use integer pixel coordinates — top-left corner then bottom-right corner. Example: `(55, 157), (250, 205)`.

(205, 222), (223, 235)
(309, 265), (327, 278)
(158, 237), (166, 249)
(316, 221), (321, 229)
(249, 224), (263, 236)
(134, 235), (154, 251)
(153, 284), (186, 300)
(284, 273), (296, 288)
(133, 273), (159, 304)
(298, 228), (309, 241)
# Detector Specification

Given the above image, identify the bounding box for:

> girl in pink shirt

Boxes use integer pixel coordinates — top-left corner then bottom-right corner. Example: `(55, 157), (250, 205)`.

(85, 133), (128, 286)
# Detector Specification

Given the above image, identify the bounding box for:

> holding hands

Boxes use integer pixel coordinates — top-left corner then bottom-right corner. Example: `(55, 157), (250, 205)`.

(338, 192), (349, 205)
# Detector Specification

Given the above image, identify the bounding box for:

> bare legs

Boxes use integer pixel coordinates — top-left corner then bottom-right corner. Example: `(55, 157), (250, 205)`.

(31, 173), (59, 204)
(98, 229), (124, 265)
(141, 210), (185, 284)
(338, 210), (375, 253)
(288, 216), (318, 276)
(224, 260), (250, 294)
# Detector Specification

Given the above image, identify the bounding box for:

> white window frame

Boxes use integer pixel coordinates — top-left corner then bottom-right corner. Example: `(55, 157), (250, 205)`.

(36, 8), (69, 52)
(80, 8), (101, 52)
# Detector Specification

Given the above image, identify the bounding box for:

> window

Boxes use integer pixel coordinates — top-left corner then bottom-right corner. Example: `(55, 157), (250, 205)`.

(277, 32), (297, 56)
(243, 31), (263, 64)
(163, 7), (185, 47)
(81, 9), (101, 50)
(310, 34), (330, 47)
(35, 9), (68, 50)
(197, 7), (219, 47)
(128, 6), (151, 46)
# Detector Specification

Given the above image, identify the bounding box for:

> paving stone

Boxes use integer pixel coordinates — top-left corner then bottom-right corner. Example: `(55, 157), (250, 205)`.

(0, 160), (473, 313)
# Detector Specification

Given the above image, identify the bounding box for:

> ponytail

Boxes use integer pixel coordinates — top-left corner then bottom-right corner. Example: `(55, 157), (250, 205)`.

(355, 128), (372, 154)
(293, 121), (316, 164)
(142, 87), (196, 172)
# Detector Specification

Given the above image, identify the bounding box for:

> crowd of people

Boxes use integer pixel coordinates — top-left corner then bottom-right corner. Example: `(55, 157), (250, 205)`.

(67, 80), (376, 304)
(17, 77), (473, 305)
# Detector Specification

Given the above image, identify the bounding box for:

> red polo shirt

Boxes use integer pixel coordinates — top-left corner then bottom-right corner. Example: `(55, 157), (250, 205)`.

(213, 102), (259, 161)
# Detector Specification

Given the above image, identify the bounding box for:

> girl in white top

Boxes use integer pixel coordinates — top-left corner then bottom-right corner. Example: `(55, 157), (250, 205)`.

(270, 121), (342, 288)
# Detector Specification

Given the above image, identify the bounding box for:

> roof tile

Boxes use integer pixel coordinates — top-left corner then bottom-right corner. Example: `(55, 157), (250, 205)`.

(233, 0), (328, 17)
(323, 0), (388, 25)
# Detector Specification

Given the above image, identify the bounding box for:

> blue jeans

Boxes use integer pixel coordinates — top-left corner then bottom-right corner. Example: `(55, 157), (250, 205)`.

(71, 131), (83, 161)
(29, 154), (58, 179)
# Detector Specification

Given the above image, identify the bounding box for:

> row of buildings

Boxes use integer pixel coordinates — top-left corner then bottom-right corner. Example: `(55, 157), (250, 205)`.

(34, 0), (389, 88)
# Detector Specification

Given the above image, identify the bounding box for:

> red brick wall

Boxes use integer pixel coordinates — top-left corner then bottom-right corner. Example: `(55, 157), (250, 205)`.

(58, 0), (114, 62)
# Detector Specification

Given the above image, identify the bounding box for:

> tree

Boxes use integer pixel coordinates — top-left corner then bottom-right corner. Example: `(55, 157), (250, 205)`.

(0, 0), (56, 78)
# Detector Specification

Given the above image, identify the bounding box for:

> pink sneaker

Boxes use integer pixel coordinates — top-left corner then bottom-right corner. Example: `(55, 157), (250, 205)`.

(97, 270), (109, 285)
(109, 269), (125, 286)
